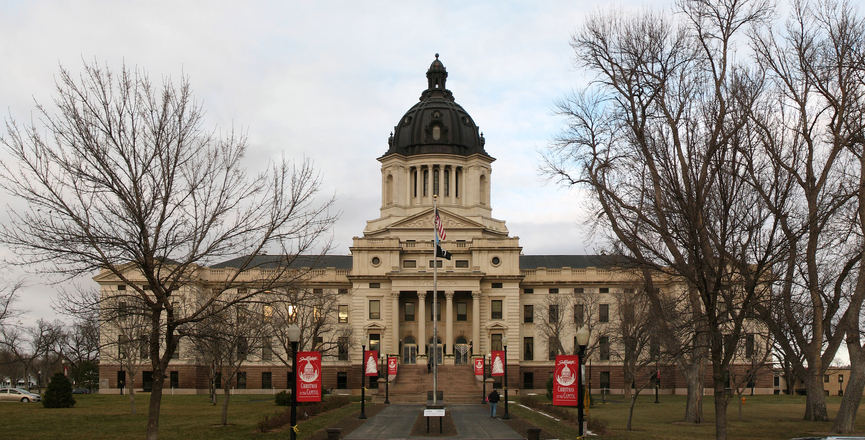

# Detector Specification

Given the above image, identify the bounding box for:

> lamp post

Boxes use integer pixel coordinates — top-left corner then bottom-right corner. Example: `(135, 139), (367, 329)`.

(288, 324), (301, 440)
(502, 335), (510, 420)
(359, 337), (368, 419)
(481, 353), (488, 404)
(576, 327), (590, 438)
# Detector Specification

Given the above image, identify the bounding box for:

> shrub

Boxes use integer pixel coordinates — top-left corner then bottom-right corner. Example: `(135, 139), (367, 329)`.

(258, 395), (353, 432)
(42, 372), (76, 408)
(275, 390), (291, 406)
(546, 377), (553, 400)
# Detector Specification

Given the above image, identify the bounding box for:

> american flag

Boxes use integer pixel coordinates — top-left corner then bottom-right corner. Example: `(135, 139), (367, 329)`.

(435, 209), (446, 241)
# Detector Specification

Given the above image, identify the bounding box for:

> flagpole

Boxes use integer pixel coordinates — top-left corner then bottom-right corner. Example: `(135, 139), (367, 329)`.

(433, 195), (438, 406)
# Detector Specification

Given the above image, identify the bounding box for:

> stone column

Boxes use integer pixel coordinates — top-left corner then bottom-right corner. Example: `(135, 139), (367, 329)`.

(417, 291), (427, 356)
(391, 291), (400, 356)
(472, 291), (481, 354)
(445, 291), (454, 355)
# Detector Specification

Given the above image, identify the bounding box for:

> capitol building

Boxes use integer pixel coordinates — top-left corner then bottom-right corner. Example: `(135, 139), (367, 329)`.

(96, 55), (773, 398)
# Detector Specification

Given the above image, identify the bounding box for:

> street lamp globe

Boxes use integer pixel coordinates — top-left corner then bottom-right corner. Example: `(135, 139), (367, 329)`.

(288, 324), (301, 342)
(576, 327), (590, 346)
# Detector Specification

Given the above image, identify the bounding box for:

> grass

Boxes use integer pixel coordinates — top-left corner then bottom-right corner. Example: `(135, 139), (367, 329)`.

(0, 393), (360, 440)
(512, 393), (865, 439)
(3, 392), (865, 439)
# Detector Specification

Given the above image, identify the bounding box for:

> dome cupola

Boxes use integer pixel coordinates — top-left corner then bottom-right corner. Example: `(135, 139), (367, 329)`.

(383, 54), (489, 158)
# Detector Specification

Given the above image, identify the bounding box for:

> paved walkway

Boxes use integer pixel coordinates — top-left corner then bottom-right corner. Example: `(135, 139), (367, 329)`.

(344, 404), (524, 440)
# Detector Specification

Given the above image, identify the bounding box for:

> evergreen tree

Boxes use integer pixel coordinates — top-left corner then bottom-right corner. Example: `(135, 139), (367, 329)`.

(42, 372), (76, 408)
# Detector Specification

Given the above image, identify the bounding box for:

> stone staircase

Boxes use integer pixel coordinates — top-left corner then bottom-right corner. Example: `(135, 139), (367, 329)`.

(374, 363), (483, 404)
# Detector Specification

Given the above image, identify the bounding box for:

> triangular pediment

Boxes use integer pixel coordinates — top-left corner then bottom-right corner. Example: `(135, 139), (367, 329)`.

(387, 208), (486, 232)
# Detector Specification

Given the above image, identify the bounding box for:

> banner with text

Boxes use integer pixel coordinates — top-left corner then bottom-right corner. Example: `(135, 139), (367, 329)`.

(387, 356), (398, 376)
(491, 351), (505, 377)
(364, 350), (379, 376)
(296, 351), (322, 402)
(474, 357), (484, 376)
(553, 355), (580, 406)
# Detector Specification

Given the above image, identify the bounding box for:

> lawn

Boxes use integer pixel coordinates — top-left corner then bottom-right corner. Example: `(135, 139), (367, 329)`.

(0, 393), (355, 440)
(3, 392), (865, 439)
(511, 393), (865, 440)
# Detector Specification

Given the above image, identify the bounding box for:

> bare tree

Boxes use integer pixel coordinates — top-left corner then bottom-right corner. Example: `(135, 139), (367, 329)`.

(535, 292), (573, 359)
(0, 61), (337, 440)
(543, 2), (780, 438)
(0, 319), (64, 392)
(747, 0), (865, 423)
(187, 301), (269, 426)
(59, 312), (101, 391)
(269, 286), (352, 366)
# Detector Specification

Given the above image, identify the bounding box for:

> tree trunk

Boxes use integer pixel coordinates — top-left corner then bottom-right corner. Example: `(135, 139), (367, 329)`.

(627, 389), (642, 430)
(714, 384), (728, 440)
(682, 362), (704, 423)
(803, 371), (829, 421)
(129, 379), (137, 415)
(145, 373), (165, 440)
(221, 385), (232, 426)
(831, 344), (865, 433)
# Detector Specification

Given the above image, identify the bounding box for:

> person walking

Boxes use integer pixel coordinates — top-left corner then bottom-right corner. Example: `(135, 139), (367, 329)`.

(488, 388), (500, 417)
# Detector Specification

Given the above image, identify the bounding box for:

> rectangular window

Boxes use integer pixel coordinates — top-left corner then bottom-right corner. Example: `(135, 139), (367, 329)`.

(774, 376), (780, 387)
(600, 371), (611, 390)
(548, 337), (559, 360)
(599, 336), (610, 361)
(599, 304), (610, 323)
(524, 337), (534, 361)
(456, 260), (469, 268)
(314, 337), (323, 350)
(825, 375), (830, 383)
(369, 300), (380, 319)
(118, 334), (129, 359)
(262, 337), (273, 361)
(491, 300), (503, 319)
(523, 288), (534, 294)
(369, 283), (381, 289)
(457, 302), (467, 321)
(338, 304), (349, 323)
(624, 288), (635, 294)
(428, 260), (443, 268)
(549, 288), (559, 294)
(313, 288), (323, 294)
(549, 305), (559, 322)
(140, 337), (149, 359)
(600, 287), (609, 294)
(491, 334), (503, 351)
(492, 283), (503, 289)
(405, 302), (415, 321)
(338, 337), (348, 360)
(430, 301), (441, 321)
(262, 372), (272, 389)
(746, 334), (755, 358)
(574, 287), (584, 294)
(574, 304), (584, 325)
(117, 284), (126, 290)
(403, 260), (416, 268)
(524, 371), (534, 389)
(369, 334), (380, 353)
(337, 372), (348, 389)
(524, 305), (533, 323)
(339, 288), (349, 294)
(237, 337), (249, 359)
(215, 373), (222, 389)
(118, 301), (128, 321)
(236, 372), (247, 389)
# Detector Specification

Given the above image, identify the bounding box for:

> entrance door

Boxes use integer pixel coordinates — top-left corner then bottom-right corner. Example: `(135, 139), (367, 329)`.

(428, 337), (443, 365)
(454, 336), (469, 365)
(403, 336), (417, 364)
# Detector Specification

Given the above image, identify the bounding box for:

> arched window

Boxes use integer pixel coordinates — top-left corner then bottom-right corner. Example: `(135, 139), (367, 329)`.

(433, 169), (439, 196)
(423, 169), (429, 197)
(444, 169), (450, 196)
(479, 174), (487, 205)
(385, 174), (394, 205)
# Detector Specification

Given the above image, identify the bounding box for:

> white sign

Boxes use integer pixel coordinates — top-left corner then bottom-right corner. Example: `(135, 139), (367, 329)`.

(424, 409), (446, 417)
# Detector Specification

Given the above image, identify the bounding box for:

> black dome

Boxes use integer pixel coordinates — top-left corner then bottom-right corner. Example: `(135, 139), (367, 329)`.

(383, 54), (489, 158)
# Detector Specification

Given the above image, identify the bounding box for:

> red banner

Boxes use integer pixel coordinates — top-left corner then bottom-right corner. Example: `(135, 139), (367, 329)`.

(474, 357), (484, 375)
(387, 356), (398, 375)
(364, 350), (379, 376)
(491, 351), (505, 377)
(296, 351), (322, 402)
(553, 355), (580, 406)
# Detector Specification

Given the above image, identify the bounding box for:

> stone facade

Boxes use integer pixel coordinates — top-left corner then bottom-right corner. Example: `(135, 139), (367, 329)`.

(96, 56), (774, 397)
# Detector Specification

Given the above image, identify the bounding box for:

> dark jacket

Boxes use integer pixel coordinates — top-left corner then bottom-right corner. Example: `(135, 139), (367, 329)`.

(488, 390), (500, 403)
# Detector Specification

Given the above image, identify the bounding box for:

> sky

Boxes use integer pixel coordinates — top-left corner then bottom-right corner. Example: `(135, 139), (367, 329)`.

(0, 0), (675, 325)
